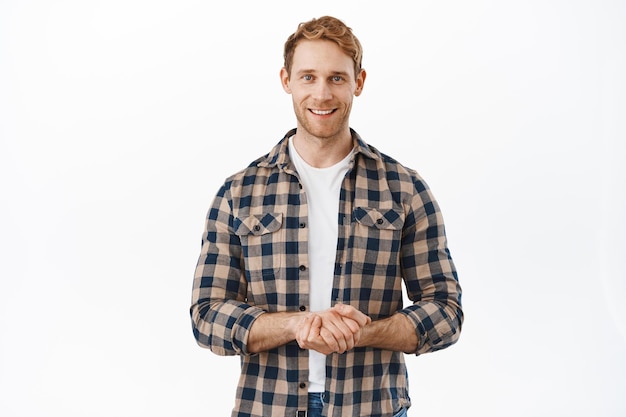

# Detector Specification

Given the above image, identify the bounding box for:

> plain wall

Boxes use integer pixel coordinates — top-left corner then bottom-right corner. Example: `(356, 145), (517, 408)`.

(1, 1), (624, 416)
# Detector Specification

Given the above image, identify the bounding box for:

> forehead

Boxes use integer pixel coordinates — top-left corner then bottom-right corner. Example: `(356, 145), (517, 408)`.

(291, 39), (354, 75)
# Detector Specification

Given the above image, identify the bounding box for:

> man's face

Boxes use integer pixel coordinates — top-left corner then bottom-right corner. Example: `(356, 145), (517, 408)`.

(281, 40), (365, 142)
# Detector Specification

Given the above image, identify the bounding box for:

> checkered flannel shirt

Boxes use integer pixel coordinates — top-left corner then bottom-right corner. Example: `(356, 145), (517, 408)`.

(190, 129), (463, 417)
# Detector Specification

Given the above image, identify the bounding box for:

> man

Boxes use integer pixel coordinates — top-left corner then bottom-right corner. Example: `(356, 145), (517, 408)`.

(190, 15), (463, 417)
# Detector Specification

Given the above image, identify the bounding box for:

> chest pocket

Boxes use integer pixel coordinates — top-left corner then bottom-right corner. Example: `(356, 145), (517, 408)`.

(351, 207), (404, 273)
(233, 212), (284, 279)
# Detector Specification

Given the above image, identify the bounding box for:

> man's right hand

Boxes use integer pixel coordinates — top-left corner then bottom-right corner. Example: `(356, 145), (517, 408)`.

(295, 304), (371, 354)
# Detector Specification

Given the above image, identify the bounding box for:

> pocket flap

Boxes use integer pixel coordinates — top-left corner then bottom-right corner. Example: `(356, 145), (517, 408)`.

(233, 213), (283, 236)
(353, 207), (404, 230)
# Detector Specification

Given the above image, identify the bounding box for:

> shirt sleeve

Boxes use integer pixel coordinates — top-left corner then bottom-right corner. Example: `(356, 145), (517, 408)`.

(397, 177), (464, 355)
(189, 182), (265, 356)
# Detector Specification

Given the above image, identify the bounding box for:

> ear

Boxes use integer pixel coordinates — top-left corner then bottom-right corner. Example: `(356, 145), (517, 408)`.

(354, 69), (366, 97)
(280, 67), (291, 94)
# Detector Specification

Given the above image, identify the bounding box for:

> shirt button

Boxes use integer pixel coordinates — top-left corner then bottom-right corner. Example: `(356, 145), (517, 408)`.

(299, 265), (306, 271)
(299, 222), (306, 228)
(377, 218), (384, 225)
(253, 225), (261, 231)
(299, 382), (306, 389)
(299, 305), (306, 311)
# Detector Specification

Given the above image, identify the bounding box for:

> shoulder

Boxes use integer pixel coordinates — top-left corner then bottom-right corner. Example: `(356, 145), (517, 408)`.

(359, 141), (429, 192)
(352, 129), (422, 183)
(221, 133), (292, 190)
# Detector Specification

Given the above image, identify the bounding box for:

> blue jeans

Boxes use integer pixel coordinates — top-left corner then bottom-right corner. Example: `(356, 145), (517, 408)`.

(393, 406), (408, 417)
(307, 392), (324, 417)
(307, 393), (408, 417)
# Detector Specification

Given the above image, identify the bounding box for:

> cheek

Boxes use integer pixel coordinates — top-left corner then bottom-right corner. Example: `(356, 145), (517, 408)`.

(292, 92), (309, 106)
(340, 92), (356, 107)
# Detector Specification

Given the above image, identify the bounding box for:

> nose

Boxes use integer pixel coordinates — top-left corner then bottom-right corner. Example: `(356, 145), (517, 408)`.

(312, 80), (333, 101)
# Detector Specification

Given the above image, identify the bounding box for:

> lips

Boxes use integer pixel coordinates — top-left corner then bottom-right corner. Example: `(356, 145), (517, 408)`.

(310, 109), (335, 115)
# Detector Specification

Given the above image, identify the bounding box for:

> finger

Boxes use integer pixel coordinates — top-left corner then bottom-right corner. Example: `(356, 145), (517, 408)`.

(334, 304), (371, 326)
(322, 317), (356, 352)
(317, 316), (354, 352)
(320, 309), (361, 350)
(298, 316), (340, 355)
(306, 315), (326, 345)
(309, 316), (336, 355)
(340, 317), (361, 334)
(310, 315), (322, 338)
(335, 304), (371, 325)
(296, 314), (314, 347)
(319, 326), (342, 353)
(330, 318), (357, 350)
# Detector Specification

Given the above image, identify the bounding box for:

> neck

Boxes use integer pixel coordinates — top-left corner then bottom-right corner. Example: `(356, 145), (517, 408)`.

(292, 130), (353, 168)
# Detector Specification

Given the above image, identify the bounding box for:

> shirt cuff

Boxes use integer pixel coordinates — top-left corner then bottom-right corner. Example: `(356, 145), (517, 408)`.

(231, 305), (266, 356)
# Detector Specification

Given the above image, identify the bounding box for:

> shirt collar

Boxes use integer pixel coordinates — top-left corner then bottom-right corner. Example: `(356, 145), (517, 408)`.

(257, 128), (380, 169)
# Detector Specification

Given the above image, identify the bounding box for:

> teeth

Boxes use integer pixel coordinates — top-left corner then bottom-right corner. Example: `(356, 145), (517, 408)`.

(311, 109), (333, 115)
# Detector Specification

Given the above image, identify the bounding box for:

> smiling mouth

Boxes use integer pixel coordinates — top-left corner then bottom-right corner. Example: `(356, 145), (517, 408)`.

(309, 109), (335, 115)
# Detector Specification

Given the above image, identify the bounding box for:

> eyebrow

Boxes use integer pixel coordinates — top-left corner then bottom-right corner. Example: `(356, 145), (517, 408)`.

(296, 69), (351, 77)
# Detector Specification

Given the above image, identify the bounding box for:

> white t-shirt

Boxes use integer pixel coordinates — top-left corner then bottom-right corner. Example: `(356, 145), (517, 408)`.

(289, 136), (353, 393)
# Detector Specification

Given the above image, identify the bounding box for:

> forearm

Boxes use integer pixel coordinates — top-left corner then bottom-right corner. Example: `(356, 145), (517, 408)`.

(247, 311), (307, 353)
(356, 313), (418, 353)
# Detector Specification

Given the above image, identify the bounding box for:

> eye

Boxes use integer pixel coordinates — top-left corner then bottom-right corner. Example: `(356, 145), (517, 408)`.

(332, 75), (344, 82)
(303, 74), (313, 81)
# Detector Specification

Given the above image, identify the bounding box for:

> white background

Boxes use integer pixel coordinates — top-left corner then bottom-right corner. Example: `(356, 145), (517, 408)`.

(1, 1), (625, 416)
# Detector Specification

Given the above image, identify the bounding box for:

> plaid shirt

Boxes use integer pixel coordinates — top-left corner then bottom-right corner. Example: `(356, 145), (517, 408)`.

(191, 129), (463, 417)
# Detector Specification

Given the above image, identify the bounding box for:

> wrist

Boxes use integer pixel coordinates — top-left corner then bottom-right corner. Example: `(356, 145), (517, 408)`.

(355, 314), (418, 352)
(354, 320), (375, 348)
(286, 312), (308, 340)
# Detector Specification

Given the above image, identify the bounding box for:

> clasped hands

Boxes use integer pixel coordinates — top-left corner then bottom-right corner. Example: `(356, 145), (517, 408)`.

(295, 304), (371, 355)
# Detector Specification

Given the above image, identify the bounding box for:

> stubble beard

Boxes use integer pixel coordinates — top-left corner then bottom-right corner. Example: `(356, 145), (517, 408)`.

(293, 102), (351, 142)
